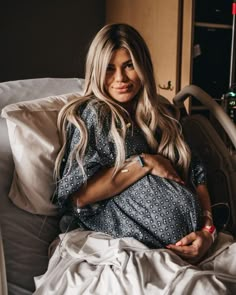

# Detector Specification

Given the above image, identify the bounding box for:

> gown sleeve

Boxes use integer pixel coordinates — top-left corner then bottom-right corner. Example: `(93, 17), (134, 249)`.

(189, 150), (207, 188)
(54, 102), (115, 210)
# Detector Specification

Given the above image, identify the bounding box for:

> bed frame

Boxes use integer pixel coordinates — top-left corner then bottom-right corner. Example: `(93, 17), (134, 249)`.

(173, 85), (236, 235)
(0, 80), (236, 294)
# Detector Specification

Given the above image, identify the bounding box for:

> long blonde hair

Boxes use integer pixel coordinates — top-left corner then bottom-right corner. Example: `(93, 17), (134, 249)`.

(54, 23), (191, 181)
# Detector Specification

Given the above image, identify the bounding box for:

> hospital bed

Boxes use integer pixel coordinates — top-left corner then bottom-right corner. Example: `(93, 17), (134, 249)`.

(0, 79), (235, 295)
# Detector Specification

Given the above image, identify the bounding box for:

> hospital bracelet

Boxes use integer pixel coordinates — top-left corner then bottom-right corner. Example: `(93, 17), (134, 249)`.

(137, 155), (145, 167)
(202, 225), (217, 242)
(121, 155), (145, 173)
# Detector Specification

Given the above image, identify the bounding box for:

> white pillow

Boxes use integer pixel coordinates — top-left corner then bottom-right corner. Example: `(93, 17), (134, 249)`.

(0, 78), (84, 215)
(1, 93), (82, 215)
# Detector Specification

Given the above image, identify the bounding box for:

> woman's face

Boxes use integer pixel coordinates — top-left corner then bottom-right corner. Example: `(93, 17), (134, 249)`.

(104, 48), (141, 110)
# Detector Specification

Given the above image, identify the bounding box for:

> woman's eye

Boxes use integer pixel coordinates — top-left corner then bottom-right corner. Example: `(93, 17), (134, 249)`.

(106, 65), (114, 72)
(126, 63), (134, 69)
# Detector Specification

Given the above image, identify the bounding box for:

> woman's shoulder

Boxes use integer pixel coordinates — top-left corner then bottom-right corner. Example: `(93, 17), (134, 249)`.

(75, 96), (99, 118)
(76, 96), (110, 127)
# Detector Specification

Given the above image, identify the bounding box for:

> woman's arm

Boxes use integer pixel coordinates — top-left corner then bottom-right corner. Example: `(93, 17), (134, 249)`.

(195, 184), (213, 227)
(71, 154), (184, 208)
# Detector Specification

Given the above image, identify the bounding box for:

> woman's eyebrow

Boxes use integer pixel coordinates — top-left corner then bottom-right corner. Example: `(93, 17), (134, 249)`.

(123, 59), (132, 65)
(108, 59), (132, 66)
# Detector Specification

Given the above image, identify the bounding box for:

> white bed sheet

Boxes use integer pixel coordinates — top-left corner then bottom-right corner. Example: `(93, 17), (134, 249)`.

(33, 230), (236, 295)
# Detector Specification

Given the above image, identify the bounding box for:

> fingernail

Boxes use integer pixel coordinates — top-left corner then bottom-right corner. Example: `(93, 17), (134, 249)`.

(175, 241), (182, 246)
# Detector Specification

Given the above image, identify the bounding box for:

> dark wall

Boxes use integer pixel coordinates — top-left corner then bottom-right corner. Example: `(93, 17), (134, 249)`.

(0, 0), (105, 82)
(192, 0), (233, 99)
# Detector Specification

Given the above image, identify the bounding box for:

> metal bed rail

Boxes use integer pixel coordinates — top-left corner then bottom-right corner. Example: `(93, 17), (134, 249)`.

(173, 84), (236, 149)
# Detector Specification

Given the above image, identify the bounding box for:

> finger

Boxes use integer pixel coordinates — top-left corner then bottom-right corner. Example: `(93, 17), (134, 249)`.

(174, 232), (197, 246)
(171, 176), (185, 185)
(163, 175), (185, 185)
(166, 244), (193, 254)
(168, 246), (203, 265)
(165, 171), (185, 185)
(166, 244), (199, 258)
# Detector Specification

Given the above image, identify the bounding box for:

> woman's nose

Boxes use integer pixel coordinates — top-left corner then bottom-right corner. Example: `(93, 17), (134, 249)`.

(114, 68), (127, 82)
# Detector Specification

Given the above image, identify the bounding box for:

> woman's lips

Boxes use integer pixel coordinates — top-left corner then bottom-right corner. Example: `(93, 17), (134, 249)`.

(113, 84), (132, 92)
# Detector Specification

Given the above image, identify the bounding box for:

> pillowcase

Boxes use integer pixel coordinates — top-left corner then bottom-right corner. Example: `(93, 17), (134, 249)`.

(1, 93), (80, 216)
(0, 78), (84, 214)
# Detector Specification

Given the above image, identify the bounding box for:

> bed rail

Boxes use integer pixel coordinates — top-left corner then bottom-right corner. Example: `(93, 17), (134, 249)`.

(173, 85), (236, 149)
(0, 227), (8, 295)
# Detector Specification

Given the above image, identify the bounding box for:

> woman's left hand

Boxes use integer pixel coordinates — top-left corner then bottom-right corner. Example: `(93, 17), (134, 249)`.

(166, 230), (213, 264)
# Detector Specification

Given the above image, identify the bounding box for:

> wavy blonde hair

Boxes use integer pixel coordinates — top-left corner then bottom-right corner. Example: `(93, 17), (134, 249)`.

(55, 23), (191, 181)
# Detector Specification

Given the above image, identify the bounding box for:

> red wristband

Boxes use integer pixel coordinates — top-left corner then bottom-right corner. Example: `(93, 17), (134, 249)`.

(233, 3), (236, 15)
(202, 225), (217, 242)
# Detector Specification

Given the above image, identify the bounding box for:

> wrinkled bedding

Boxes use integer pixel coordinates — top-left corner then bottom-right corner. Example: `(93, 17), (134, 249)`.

(34, 230), (236, 295)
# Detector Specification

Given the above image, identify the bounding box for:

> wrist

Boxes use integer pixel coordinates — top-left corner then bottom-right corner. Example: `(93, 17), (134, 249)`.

(140, 153), (152, 173)
(201, 224), (217, 243)
(202, 209), (214, 227)
(203, 209), (213, 221)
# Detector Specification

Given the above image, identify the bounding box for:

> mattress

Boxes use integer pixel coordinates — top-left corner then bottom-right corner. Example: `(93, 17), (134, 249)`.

(0, 193), (60, 294)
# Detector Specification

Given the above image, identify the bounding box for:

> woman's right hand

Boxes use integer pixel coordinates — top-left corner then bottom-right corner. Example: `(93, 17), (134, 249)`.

(141, 153), (185, 185)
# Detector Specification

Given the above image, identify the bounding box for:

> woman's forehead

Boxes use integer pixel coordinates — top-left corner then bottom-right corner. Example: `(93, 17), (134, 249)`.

(109, 48), (131, 63)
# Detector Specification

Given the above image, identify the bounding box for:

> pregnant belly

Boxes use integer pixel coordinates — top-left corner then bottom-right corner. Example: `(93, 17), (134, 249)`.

(77, 174), (202, 247)
(111, 174), (202, 241)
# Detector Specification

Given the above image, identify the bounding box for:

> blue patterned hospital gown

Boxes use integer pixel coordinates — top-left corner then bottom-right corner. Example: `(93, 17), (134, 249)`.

(55, 100), (206, 248)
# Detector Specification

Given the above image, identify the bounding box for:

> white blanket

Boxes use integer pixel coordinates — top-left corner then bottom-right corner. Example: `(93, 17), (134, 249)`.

(34, 230), (236, 295)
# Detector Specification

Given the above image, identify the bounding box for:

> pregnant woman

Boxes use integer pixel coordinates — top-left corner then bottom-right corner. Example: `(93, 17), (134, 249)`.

(54, 23), (215, 264)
